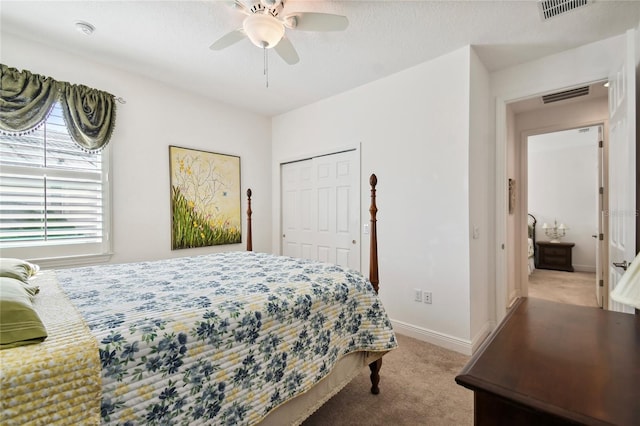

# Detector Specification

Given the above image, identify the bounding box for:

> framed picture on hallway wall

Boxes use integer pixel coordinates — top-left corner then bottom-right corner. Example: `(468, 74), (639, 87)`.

(169, 145), (241, 249)
(509, 178), (516, 215)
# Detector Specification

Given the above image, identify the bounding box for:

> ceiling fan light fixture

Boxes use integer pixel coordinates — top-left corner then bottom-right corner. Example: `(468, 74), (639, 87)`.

(243, 14), (284, 48)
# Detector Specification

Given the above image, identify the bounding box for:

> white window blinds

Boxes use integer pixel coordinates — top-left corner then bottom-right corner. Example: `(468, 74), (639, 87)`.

(0, 103), (110, 259)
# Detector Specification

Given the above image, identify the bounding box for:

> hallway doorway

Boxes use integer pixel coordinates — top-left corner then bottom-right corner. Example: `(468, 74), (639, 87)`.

(503, 81), (610, 312)
(526, 126), (602, 308)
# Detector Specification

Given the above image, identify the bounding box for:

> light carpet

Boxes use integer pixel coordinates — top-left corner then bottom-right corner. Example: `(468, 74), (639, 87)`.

(302, 333), (473, 425)
(528, 268), (599, 308)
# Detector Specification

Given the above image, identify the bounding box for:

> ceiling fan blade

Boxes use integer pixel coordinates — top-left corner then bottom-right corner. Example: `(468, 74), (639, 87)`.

(210, 29), (246, 50)
(274, 36), (299, 65)
(288, 12), (349, 31)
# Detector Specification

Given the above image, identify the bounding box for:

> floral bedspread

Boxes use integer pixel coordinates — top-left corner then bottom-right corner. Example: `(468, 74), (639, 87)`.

(55, 251), (397, 425)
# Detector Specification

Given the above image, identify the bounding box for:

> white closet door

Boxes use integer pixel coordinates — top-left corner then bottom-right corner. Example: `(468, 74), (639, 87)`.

(281, 149), (360, 270)
(281, 159), (314, 260)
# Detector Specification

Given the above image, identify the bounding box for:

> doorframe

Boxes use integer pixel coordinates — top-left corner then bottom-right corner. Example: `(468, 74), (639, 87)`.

(518, 121), (608, 306)
(276, 144), (362, 265)
(495, 83), (611, 323)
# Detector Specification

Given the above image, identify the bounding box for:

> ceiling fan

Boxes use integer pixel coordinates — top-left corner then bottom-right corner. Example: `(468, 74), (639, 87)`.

(209, 0), (349, 65)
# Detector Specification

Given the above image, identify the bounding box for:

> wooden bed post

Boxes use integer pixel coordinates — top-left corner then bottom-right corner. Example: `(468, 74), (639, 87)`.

(368, 173), (382, 394)
(369, 174), (379, 294)
(246, 188), (253, 252)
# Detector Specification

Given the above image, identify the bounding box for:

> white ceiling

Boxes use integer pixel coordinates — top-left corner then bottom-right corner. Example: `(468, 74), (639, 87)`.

(2, 1), (639, 117)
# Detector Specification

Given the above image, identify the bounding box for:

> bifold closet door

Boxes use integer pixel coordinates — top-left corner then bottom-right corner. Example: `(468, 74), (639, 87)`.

(281, 150), (360, 270)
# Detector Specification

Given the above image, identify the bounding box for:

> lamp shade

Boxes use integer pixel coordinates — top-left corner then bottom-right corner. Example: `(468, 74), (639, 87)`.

(610, 252), (640, 310)
(243, 14), (285, 48)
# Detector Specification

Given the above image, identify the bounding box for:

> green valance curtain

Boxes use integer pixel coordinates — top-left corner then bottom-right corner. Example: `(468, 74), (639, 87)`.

(0, 64), (116, 152)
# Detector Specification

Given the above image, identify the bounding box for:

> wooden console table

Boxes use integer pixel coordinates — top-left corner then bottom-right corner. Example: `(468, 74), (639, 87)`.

(455, 298), (640, 425)
(536, 241), (574, 272)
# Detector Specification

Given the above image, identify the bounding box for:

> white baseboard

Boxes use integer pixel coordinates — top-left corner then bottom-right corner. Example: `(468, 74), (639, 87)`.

(470, 320), (494, 353)
(573, 264), (596, 273)
(390, 319), (494, 356)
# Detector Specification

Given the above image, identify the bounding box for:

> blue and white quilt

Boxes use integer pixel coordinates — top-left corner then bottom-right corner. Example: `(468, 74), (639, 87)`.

(56, 251), (397, 425)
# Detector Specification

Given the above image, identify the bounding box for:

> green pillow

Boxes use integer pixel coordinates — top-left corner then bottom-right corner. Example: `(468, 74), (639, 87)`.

(0, 276), (47, 349)
(0, 258), (40, 283)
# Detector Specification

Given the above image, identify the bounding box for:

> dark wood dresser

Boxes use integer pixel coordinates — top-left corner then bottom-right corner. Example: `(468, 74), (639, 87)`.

(536, 241), (575, 272)
(455, 298), (640, 426)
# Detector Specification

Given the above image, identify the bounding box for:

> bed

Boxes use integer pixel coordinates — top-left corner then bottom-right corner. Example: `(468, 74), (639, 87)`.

(0, 174), (397, 425)
(527, 213), (537, 275)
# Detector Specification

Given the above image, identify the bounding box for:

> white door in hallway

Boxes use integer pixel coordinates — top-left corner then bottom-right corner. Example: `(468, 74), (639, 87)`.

(281, 149), (360, 270)
(608, 29), (636, 313)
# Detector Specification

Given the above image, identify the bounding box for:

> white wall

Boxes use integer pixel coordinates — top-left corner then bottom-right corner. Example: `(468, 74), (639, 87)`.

(528, 128), (599, 271)
(272, 46), (483, 354)
(1, 33), (273, 264)
(468, 48), (493, 345)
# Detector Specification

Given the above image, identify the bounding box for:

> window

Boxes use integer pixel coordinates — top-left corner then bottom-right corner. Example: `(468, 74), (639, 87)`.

(0, 103), (111, 266)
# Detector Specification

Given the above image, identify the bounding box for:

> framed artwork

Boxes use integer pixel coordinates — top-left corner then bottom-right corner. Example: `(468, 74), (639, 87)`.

(508, 178), (516, 215)
(169, 145), (241, 249)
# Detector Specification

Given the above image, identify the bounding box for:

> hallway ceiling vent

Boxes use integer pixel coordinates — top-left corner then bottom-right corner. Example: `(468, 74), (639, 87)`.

(542, 86), (590, 104)
(538, 0), (592, 20)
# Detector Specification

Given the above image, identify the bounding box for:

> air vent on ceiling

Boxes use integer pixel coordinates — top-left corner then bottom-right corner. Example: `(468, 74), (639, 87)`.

(542, 86), (590, 104)
(538, 0), (592, 20)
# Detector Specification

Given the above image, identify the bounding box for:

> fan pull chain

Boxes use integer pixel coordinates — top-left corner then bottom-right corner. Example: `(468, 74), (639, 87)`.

(263, 45), (269, 88)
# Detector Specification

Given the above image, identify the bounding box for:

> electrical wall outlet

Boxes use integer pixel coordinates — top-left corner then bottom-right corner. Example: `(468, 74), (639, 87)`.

(423, 291), (432, 304)
(414, 288), (422, 302)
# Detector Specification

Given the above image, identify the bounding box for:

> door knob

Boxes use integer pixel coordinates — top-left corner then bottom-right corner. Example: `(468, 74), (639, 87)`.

(352, 240), (356, 244)
(613, 260), (630, 271)
(282, 234), (286, 238)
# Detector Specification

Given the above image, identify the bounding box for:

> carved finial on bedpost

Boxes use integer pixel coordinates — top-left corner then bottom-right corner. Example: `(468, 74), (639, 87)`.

(369, 174), (379, 294)
(246, 189), (253, 252)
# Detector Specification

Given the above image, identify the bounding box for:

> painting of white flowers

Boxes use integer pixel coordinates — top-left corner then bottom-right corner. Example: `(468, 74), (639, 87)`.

(169, 146), (241, 249)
